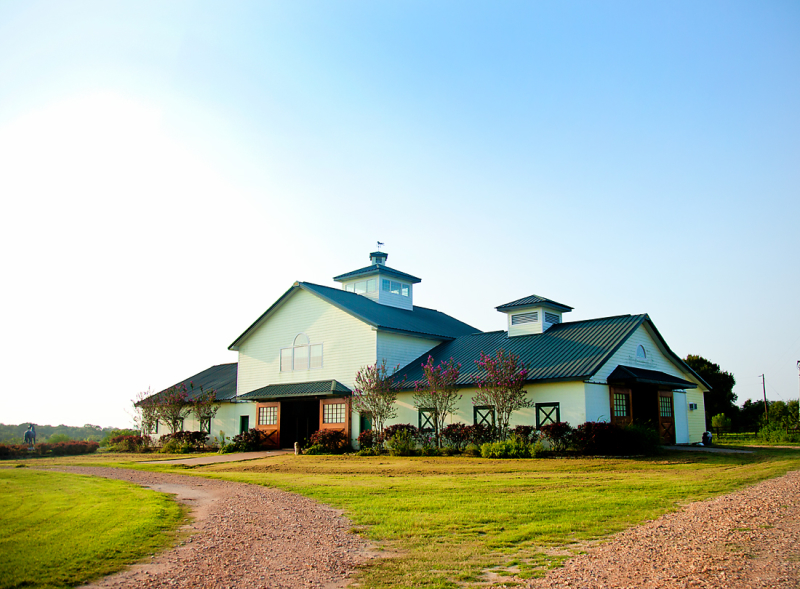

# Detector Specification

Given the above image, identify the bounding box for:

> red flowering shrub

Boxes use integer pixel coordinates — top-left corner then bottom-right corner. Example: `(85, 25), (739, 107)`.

(357, 429), (378, 449)
(308, 429), (349, 453)
(108, 435), (152, 453)
(509, 425), (537, 443)
(0, 441), (99, 459)
(539, 422), (574, 453)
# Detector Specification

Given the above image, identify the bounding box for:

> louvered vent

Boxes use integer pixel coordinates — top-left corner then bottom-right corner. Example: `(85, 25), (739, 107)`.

(544, 312), (560, 324)
(511, 312), (538, 325)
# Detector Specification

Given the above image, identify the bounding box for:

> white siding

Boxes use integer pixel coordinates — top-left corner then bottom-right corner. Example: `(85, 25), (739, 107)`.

(592, 323), (706, 389)
(236, 289), (376, 394)
(687, 389), (706, 443)
(506, 306), (544, 336)
(376, 332), (441, 375)
(674, 392), (690, 444)
(150, 401), (256, 444)
(585, 383), (612, 422)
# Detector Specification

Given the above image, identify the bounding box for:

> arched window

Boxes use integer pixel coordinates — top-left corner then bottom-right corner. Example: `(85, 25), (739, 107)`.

(281, 334), (323, 372)
(636, 344), (647, 359)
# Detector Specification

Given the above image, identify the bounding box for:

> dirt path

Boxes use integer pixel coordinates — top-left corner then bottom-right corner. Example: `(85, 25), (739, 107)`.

(49, 467), (374, 589)
(530, 469), (800, 589)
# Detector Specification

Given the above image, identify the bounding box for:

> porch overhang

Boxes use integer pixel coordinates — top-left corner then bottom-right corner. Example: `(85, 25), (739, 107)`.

(238, 379), (351, 401)
(607, 365), (697, 389)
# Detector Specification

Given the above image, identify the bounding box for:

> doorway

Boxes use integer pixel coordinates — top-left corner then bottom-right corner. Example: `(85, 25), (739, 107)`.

(239, 415), (250, 434)
(279, 399), (320, 448)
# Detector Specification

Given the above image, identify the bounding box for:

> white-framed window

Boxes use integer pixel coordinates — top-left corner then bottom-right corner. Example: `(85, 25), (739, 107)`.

(344, 278), (377, 294)
(323, 403), (347, 424)
(382, 279), (409, 297)
(280, 333), (323, 372)
(258, 406), (278, 426)
(636, 344), (647, 359)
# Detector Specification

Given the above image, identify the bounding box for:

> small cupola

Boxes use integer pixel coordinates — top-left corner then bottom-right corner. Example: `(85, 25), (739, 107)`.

(496, 294), (573, 337)
(370, 251), (388, 265)
(333, 251), (421, 310)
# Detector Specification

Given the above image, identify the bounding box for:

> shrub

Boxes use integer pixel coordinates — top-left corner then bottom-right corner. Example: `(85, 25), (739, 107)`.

(509, 425), (537, 443)
(225, 428), (273, 452)
(441, 423), (471, 450)
(0, 441), (100, 459)
(382, 424), (418, 442)
(308, 429), (350, 453)
(108, 435), (152, 453)
(539, 422), (574, 453)
(357, 429), (377, 449)
(48, 433), (71, 444)
(386, 429), (417, 456)
(161, 431), (209, 449)
(302, 444), (328, 455)
(463, 443), (481, 457)
(572, 422), (625, 455)
(100, 428), (139, 447)
(624, 423), (661, 455)
(480, 436), (532, 459)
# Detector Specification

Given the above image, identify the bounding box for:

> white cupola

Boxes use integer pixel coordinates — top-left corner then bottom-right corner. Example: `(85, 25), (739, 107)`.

(333, 251), (421, 310)
(496, 295), (573, 336)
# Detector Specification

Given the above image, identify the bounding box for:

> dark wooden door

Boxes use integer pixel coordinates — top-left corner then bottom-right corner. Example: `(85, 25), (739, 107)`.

(609, 387), (633, 427)
(657, 391), (675, 444)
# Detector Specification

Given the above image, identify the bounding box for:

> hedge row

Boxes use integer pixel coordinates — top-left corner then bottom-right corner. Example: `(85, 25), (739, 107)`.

(0, 440), (100, 459)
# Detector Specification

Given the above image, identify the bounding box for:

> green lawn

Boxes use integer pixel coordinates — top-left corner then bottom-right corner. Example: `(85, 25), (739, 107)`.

(7, 448), (800, 589)
(0, 468), (185, 589)
(141, 448), (800, 588)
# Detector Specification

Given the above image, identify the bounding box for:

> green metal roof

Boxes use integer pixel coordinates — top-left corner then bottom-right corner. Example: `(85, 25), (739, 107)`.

(607, 365), (697, 389)
(333, 264), (422, 284)
(238, 380), (350, 400)
(397, 314), (647, 387)
(496, 294), (573, 312)
(229, 281), (479, 350)
(140, 363), (238, 405)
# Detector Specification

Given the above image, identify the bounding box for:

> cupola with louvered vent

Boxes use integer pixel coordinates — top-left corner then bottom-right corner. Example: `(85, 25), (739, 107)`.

(496, 294), (573, 336)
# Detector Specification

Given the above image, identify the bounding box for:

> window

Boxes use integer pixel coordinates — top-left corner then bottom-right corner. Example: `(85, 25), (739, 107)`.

(636, 345), (647, 359)
(613, 393), (629, 418)
(280, 334), (323, 371)
(474, 406), (495, 427)
(323, 403), (347, 424)
(511, 312), (538, 325)
(258, 406), (278, 426)
(345, 279), (376, 294)
(535, 403), (560, 428)
(382, 279), (409, 297)
(659, 395), (673, 418)
(200, 418), (211, 434)
(418, 408), (436, 432)
(544, 312), (560, 325)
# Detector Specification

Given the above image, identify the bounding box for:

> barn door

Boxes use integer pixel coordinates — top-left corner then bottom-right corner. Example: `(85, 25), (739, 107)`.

(609, 387), (633, 427)
(657, 391), (675, 445)
(256, 402), (281, 449)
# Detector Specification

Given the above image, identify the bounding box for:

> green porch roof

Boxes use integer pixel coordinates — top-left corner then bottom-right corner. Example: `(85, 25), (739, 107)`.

(238, 380), (351, 400)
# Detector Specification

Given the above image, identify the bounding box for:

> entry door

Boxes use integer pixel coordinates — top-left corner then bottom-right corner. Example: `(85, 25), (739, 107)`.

(657, 391), (676, 445)
(239, 415), (250, 434)
(255, 402), (281, 449)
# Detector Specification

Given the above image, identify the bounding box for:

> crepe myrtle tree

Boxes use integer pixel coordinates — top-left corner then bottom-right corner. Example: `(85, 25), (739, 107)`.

(412, 356), (462, 447)
(132, 388), (158, 435)
(473, 349), (532, 440)
(152, 384), (193, 434)
(189, 382), (220, 434)
(351, 359), (405, 437)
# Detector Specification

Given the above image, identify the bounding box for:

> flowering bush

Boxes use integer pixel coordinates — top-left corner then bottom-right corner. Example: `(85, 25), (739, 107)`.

(509, 425), (538, 443)
(108, 435), (152, 453)
(474, 350), (532, 439)
(308, 429), (349, 453)
(386, 429), (416, 456)
(221, 428), (273, 453)
(382, 423), (419, 442)
(161, 431), (208, 448)
(441, 423), (472, 450)
(357, 428), (378, 449)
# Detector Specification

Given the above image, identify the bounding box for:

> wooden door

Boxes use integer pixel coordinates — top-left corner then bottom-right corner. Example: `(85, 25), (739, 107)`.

(255, 402), (281, 449)
(609, 387), (633, 427)
(657, 391), (675, 445)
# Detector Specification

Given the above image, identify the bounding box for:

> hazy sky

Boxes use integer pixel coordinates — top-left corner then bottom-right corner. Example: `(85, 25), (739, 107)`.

(1, 1), (798, 428)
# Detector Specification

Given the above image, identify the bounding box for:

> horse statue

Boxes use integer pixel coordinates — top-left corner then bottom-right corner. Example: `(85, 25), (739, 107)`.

(24, 425), (36, 449)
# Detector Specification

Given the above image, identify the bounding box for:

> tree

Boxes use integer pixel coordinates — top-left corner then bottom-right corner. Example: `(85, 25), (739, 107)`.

(132, 388), (159, 435)
(473, 349), (532, 440)
(152, 385), (192, 434)
(711, 413), (732, 437)
(351, 360), (404, 437)
(684, 354), (737, 428)
(189, 383), (220, 434)
(412, 356), (462, 447)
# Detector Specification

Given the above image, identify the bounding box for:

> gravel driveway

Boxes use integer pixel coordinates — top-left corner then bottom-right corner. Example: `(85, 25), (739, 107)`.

(50, 467), (373, 589)
(530, 469), (800, 589)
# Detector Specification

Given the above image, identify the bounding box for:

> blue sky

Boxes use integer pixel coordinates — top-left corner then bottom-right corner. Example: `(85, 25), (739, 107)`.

(1, 1), (798, 427)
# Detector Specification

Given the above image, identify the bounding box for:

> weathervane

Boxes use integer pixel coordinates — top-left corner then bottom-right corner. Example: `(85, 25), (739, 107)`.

(376, 241), (384, 251)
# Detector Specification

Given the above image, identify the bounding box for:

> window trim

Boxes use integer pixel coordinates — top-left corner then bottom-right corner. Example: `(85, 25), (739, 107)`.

(535, 402), (560, 428)
(418, 408), (436, 432)
(473, 405), (495, 427)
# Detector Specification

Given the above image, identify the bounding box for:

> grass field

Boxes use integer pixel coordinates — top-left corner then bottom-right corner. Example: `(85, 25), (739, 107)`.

(0, 467), (185, 589)
(6, 447), (800, 589)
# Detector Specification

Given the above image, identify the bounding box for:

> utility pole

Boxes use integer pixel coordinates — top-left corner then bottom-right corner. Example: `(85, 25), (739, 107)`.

(760, 374), (769, 420)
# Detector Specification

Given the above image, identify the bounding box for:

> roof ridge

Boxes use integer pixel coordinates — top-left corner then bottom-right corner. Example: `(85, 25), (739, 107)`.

(555, 313), (639, 327)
